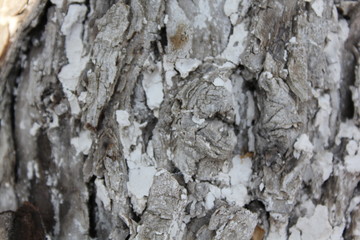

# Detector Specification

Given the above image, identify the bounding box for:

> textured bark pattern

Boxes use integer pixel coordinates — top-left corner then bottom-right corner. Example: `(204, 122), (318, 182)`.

(0, 0), (360, 239)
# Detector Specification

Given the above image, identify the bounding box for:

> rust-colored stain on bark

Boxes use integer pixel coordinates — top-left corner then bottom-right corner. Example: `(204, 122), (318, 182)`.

(240, 152), (254, 159)
(169, 24), (188, 50)
(251, 225), (265, 240)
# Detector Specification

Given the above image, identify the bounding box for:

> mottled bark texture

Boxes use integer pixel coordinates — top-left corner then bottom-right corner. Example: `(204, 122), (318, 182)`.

(0, 0), (360, 239)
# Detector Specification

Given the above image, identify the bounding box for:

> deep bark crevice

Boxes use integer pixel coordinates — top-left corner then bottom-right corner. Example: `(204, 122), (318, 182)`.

(87, 176), (98, 238)
(10, 75), (19, 184)
(340, 67), (355, 120)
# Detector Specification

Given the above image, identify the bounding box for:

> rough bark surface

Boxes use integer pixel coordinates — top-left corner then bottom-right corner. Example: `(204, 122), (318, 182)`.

(0, 0), (360, 239)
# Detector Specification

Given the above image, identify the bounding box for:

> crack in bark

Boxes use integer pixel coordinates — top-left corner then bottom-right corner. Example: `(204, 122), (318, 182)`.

(87, 176), (97, 238)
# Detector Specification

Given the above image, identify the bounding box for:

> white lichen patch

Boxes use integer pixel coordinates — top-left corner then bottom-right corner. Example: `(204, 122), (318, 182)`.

(49, 111), (59, 129)
(205, 185), (221, 210)
(164, 14), (169, 24)
(127, 165), (157, 213)
(220, 22), (248, 64)
(67, 93), (81, 115)
(213, 77), (225, 87)
(29, 122), (40, 136)
(344, 140), (360, 173)
(175, 58), (201, 78)
(197, 0), (212, 24)
(221, 185), (248, 207)
(312, 151), (333, 182)
(216, 155), (252, 207)
(58, 4), (89, 115)
(213, 77), (232, 92)
(142, 61), (164, 112)
(95, 178), (111, 211)
(311, 0), (324, 17)
(229, 155), (252, 185)
(127, 166), (157, 200)
(70, 130), (92, 155)
(224, 0), (241, 24)
(116, 112), (143, 160)
(336, 120), (360, 145)
(191, 115), (205, 125)
(293, 134), (314, 159)
(78, 91), (87, 103)
(314, 94), (331, 146)
(115, 110), (131, 127)
(289, 37), (297, 44)
(27, 160), (40, 180)
(289, 205), (341, 240)
(163, 55), (177, 88)
(224, 0), (241, 17)
(324, 19), (349, 86)
(193, 0), (217, 29)
(115, 110), (157, 214)
(19, 120), (26, 130)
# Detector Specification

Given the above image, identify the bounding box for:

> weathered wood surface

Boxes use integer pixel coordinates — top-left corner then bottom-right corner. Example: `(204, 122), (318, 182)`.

(0, 0), (359, 239)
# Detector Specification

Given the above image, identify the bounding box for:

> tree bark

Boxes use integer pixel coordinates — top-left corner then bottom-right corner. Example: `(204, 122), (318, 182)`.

(0, 0), (359, 239)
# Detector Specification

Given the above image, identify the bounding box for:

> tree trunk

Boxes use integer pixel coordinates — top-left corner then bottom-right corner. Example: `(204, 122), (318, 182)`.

(0, 0), (359, 239)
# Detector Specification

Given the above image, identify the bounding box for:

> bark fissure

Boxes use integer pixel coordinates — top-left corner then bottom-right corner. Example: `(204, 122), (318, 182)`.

(87, 176), (98, 239)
